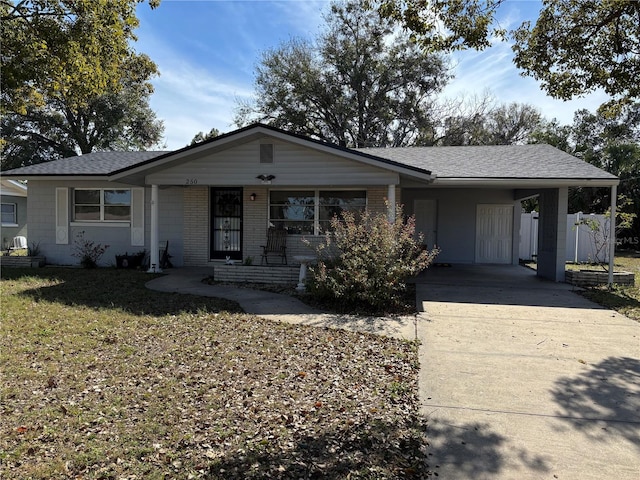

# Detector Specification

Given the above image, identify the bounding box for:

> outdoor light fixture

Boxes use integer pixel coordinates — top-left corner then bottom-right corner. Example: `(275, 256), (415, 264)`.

(256, 174), (275, 184)
(250, 193), (257, 201)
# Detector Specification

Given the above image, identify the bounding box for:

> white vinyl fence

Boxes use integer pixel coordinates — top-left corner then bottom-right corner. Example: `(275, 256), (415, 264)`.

(520, 212), (610, 263)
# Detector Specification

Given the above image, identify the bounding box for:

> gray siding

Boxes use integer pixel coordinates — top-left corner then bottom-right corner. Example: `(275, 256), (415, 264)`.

(1, 194), (28, 249)
(146, 139), (399, 186)
(157, 186), (184, 267)
(402, 188), (519, 264)
(26, 180), (184, 267)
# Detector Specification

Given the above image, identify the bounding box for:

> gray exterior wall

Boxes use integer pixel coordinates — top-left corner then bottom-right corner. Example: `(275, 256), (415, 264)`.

(402, 187), (520, 265)
(157, 186), (184, 267)
(1, 194), (28, 249)
(26, 180), (183, 267)
(26, 179), (393, 268)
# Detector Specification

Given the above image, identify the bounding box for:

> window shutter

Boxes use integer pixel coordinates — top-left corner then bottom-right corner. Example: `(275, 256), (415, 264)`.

(55, 188), (69, 244)
(131, 187), (145, 246)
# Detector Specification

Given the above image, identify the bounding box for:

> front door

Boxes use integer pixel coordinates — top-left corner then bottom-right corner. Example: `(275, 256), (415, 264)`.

(211, 188), (243, 260)
(475, 204), (513, 264)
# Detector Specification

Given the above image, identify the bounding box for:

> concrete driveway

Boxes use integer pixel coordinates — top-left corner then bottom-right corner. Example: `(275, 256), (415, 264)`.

(415, 265), (640, 479)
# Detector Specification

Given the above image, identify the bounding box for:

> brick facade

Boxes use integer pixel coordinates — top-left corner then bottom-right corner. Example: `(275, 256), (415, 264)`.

(183, 186), (209, 266)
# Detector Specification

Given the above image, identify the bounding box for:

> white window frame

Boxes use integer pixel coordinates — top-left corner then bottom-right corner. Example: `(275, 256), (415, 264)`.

(1, 203), (18, 226)
(71, 188), (132, 225)
(269, 189), (367, 235)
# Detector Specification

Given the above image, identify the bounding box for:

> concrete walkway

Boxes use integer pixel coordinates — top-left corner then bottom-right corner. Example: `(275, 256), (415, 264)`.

(146, 268), (418, 339)
(416, 265), (640, 479)
(147, 266), (640, 479)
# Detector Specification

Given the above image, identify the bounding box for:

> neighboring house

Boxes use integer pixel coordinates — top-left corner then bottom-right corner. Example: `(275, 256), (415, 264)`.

(1, 123), (619, 281)
(0, 179), (28, 250)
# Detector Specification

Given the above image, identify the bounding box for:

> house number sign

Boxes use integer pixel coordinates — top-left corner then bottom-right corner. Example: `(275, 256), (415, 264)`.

(185, 178), (198, 185)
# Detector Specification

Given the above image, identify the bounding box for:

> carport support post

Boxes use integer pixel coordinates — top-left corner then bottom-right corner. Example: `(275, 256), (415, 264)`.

(608, 184), (617, 287)
(537, 187), (568, 282)
(147, 184), (161, 273)
(387, 184), (396, 222)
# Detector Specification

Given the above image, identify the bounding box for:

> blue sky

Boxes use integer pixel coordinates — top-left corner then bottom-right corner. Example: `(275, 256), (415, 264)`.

(135, 0), (611, 150)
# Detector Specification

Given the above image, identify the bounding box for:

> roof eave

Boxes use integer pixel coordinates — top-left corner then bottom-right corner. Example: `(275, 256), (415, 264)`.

(432, 178), (620, 188)
(2, 174), (113, 182)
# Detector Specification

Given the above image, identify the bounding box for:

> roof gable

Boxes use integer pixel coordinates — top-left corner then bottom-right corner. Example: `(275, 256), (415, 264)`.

(145, 136), (404, 187)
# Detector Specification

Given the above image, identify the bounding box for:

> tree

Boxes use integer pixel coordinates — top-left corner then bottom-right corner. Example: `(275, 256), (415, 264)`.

(374, 0), (506, 51)
(426, 94), (543, 146)
(0, 0), (164, 169)
(1, 73), (165, 170)
(512, 0), (640, 104)
(529, 118), (574, 153)
(571, 103), (640, 233)
(236, 1), (449, 147)
(371, 0), (639, 103)
(189, 127), (221, 146)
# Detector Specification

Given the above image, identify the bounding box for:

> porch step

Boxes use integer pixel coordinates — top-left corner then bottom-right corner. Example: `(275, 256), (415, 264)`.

(213, 264), (299, 285)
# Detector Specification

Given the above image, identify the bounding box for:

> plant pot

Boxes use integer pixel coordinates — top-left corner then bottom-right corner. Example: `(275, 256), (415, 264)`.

(30, 256), (45, 267)
(116, 253), (146, 269)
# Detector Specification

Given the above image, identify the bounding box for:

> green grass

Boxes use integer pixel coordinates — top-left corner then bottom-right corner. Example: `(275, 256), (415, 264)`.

(574, 251), (640, 322)
(0, 268), (429, 479)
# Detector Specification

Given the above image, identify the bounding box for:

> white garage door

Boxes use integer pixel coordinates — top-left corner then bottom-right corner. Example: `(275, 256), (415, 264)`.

(476, 204), (513, 264)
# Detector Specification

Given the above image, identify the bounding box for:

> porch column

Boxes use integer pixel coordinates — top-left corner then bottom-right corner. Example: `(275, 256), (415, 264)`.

(608, 184), (617, 287)
(387, 184), (396, 222)
(147, 184), (161, 273)
(537, 187), (568, 282)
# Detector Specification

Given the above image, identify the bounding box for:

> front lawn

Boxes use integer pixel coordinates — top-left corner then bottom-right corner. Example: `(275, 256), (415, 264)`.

(0, 268), (429, 479)
(574, 251), (640, 322)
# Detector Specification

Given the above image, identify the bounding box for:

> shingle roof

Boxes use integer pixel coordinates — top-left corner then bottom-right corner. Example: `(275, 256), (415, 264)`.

(356, 144), (618, 180)
(1, 126), (617, 183)
(2, 151), (168, 176)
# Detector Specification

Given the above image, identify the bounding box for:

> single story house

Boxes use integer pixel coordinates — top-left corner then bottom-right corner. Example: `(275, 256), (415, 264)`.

(1, 123), (619, 282)
(1, 178), (28, 250)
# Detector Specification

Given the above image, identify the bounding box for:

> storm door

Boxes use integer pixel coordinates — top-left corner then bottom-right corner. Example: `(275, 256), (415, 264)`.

(210, 188), (243, 260)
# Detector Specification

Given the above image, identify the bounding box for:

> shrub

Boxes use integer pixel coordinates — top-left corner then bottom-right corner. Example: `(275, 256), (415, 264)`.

(305, 203), (439, 313)
(28, 241), (41, 257)
(72, 231), (109, 268)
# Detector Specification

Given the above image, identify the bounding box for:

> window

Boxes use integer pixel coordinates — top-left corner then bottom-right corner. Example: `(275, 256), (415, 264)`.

(74, 189), (131, 222)
(269, 190), (366, 235)
(1, 203), (17, 225)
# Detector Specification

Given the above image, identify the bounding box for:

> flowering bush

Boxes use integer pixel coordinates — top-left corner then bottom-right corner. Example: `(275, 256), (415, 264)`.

(305, 203), (439, 313)
(72, 231), (109, 268)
